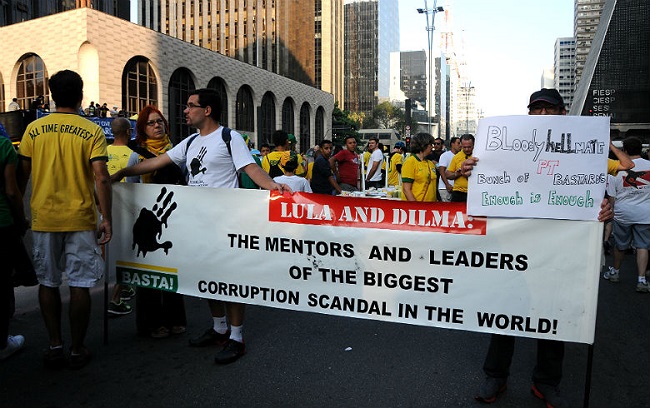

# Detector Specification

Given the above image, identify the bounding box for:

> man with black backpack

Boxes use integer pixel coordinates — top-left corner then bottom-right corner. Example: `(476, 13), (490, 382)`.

(112, 88), (291, 364)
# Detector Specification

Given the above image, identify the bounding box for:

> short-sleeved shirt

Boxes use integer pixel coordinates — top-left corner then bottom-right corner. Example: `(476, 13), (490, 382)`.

(606, 157), (650, 224)
(401, 155), (437, 202)
(332, 149), (359, 186)
(437, 150), (455, 190)
(0, 136), (18, 227)
(273, 174), (312, 193)
(167, 126), (254, 189)
(447, 151), (472, 193)
(366, 149), (384, 182)
(387, 153), (404, 186)
(18, 112), (107, 232)
(107, 144), (134, 180)
(311, 155), (334, 194)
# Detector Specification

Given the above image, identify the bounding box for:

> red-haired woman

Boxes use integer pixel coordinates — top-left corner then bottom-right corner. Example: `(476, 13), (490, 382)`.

(126, 105), (187, 338)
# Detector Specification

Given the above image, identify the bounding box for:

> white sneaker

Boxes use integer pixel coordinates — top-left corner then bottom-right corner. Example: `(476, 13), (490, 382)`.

(0, 335), (25, 360)
(603, 266), (620, 282)
(636, 281), (650, 293)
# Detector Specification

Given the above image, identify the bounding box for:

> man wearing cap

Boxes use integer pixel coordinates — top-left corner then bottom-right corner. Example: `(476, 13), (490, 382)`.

(467, 88), (632, 408)
(387, 142), (406, 187)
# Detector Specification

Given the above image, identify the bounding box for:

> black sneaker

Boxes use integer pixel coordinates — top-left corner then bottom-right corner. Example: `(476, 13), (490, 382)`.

(119, 286), (136, 301)
(43, 346), (66, 370)
(189, 328), (230, 347)
(475, 376), (507, 403)
(531, 383), (568, 408)
(108, 300), (133, 316)
(214, 339), (245, 364)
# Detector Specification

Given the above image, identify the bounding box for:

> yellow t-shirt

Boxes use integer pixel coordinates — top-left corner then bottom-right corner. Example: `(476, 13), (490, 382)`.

(107, 144), (133, 180)
(447, 151), (471, 193)
(401, 155), (437, 202)
(306, 161), (314, 180)
(387, 153), (404, 186)
(262, 151), (285, 174)
(607, 158), (619, 176)
(18, 113), (107, 232)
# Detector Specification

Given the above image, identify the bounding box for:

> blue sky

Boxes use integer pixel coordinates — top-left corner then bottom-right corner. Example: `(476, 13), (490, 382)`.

(399, 0), (574, 116)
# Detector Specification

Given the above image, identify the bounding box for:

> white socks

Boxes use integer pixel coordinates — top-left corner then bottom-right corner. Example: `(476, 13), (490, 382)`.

(212, 316), (228, 334)
(230, 325), (244, 343)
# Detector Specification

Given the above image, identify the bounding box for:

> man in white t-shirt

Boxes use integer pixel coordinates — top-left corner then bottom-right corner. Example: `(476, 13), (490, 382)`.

(604, 136), (650, 292)
(112, 88), (290, 365)
(365, 137), (384, 189)
(437, 136), (461, 202)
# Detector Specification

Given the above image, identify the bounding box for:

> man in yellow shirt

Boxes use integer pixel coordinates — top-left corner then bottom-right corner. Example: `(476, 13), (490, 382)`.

(445, 134), (475, 202)
(18, 70), (112, 370)
(387, 141), (406, 186)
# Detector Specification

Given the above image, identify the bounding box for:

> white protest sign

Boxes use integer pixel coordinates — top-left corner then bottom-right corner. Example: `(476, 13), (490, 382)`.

(109, 184), (602, 344)
(467, 115), (610, 220)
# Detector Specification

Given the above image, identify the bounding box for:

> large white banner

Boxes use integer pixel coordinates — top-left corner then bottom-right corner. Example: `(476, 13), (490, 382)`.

(109, 184), (602, 344)
(467, 115), (610, 221)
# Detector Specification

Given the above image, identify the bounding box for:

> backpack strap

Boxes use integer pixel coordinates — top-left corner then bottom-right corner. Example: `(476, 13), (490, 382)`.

(184, 133), (200, 156)
(222, 127), (232, 157)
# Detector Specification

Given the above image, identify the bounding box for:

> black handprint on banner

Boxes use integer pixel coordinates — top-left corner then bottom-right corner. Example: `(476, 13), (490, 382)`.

(190, 146), (208, 177)
(132, 187), (178, 257)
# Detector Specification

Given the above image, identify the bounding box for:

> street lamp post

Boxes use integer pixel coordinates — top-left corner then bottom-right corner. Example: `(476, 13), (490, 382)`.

(417, 1), (444, 137)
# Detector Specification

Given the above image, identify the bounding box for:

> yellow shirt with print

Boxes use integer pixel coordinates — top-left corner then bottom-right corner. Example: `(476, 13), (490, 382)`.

(18, 112), (108, 232)
(447, 151), (472, 193)
(107, 144), (133, 180)
(387, 153), (404, 186)
(401, 155), (437, 202)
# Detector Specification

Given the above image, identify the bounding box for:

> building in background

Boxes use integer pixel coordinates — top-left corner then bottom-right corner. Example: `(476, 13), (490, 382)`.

(0, 8), (333, 150)
(574, 0), (605, 87)
(541, 67), (555, 88)
(554, 37), (576, 110)
(0, 0), (130, 111)
(344, 0), (399, 116)
(398, 50), (427, 109)
(138, 0), (344, 110)
(0, 0), (129, 27)
(572, 0), (649, 141)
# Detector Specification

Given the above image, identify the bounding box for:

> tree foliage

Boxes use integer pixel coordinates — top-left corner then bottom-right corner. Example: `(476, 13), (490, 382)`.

(331, 102), (360, 147)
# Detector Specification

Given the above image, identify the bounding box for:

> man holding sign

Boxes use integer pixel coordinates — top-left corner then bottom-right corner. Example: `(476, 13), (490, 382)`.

(468, 88), (630, 407)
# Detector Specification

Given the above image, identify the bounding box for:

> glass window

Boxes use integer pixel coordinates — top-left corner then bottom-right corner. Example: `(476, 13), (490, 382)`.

(207, 76), (229, 126)
(299, 102), (310, 152)
(168, 68), (196, 143)
(236, 85), (254, 131)
(122, 57), (157, 117)
(260, 92), (275, 146)
(15, 54), (49, 110)
(282, 98), (294, 134)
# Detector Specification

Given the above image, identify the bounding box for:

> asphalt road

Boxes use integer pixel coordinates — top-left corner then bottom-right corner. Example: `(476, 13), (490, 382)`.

(1, 245), (649, 408)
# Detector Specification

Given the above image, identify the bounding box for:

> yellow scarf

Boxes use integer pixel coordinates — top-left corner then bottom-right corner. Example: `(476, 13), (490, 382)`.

(139, 136), (173, 183)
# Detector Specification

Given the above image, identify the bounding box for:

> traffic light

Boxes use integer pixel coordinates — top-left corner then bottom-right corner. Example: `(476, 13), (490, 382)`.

(405, 136), (411, 150)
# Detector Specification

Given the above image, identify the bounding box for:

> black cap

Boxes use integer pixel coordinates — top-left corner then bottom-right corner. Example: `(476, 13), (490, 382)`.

(528, 88), (565, 108)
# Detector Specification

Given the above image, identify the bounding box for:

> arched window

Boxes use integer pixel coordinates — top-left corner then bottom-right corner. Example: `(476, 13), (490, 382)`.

(236, 85), (254, 131)
(260, 92), (275, 146)
(122, 57), (157, 117)
(315, 106), (325, 145)
(168, 68), (196, 143)
(299, 102), (311, 153)
(207, 77), (229, 126)
(281, 98), (295, 135)
(15, 54), (49, 110)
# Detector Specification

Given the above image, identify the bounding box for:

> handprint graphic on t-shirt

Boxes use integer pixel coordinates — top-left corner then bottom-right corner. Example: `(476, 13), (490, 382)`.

(190, 146), (208, 177)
